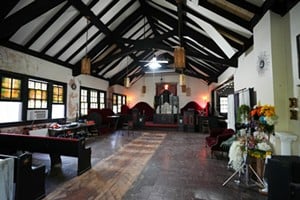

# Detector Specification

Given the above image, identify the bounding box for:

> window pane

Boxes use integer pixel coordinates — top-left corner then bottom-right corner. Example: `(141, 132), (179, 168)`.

(28, 81), (35, 88)
(36, 100), (41, 108)
(220, 97), (228, 113)
(1, 88), (10, 99)
(0, 102), (22, 123)
(1, 77), (21, 100)
(28, 79), (48, 109)
(53, 84), (64, 104)
(41, 83), (47, 90)
(36, 90), (42, 99)
(42, 91), (47, 99)
(42, 100), (47, 108)
(29, 89), (35, 99)
(28, 99), (35, 108)
(2, 77), (11, 88)
(36, 82), (41, 89)
(11, 89), (20, 99)
(12, 79), (21, 89)
(52, 104), (65, 119)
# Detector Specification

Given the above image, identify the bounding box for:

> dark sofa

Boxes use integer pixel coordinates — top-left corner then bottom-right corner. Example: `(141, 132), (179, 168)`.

(205, 128), (235, 156)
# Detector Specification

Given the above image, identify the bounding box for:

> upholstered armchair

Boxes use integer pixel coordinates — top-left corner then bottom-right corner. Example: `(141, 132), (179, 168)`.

(205, 128), (235, 157)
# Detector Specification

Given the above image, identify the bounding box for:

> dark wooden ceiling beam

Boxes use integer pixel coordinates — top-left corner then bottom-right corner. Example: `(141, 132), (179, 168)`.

(140, 0), (168, 37)
(64, 28), (101, 63)
(53, 0), (117, 58)
(89, 10), (144, 74)
(69, 0), (113, 36)
(3, 41), (74, 69)
(69, 0), (143, 76)
(94, 26), (152, 73)
(0, 0), (66, 40)
(101, 57), (123, 78)
(149, 5), (228, 58)
(225, 0), (262, 14)
(40, 0), (99, 54)
(196, 0), (252, 31)
(70, 2), (141, 67)
(93, 39), (173, 69)
(109, 50), (151, 86)
(271, 0), (300, 16)
(0, 0), (20, 21)
(186, 57), (219, 79)
(24, 1), (71, 49)
(182, 3), (251, 51)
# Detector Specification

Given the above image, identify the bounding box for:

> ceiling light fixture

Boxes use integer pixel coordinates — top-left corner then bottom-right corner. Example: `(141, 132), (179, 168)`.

(124, 57), (130, 88)
(179, 73), (186, 86)
(149, 57), (162, 69)
(81, 17), (91, 75)
(174, 46), (185, 69)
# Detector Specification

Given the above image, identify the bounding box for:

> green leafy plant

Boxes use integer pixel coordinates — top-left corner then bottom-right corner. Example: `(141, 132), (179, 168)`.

(237, 104), (250, 123)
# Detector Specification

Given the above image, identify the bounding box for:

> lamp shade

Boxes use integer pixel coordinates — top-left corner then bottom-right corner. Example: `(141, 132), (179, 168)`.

(179, 74), (186, 86)
(124, 77), (130, 88)
(81, 56), (91, 75)
(174, 46), (185, 69)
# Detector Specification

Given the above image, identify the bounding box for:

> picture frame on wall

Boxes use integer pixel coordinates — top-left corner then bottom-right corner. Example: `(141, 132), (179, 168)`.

(297, 34), (300, 79)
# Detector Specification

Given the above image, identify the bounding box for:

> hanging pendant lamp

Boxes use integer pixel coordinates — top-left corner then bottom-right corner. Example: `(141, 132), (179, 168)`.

(179, 73), (186, 86)
(81, 17), (91, 75)
(174, 46), (185, 69)
(124, 57), (130, 88)
(124, 76), (130, 88)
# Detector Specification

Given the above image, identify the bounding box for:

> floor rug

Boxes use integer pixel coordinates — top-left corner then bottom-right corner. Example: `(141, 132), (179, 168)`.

(43, 132), (166, 200)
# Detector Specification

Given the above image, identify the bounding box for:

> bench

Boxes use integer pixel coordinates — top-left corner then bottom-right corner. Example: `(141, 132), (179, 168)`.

(0, 133), (91, 176)
(0, 153), (46, 200)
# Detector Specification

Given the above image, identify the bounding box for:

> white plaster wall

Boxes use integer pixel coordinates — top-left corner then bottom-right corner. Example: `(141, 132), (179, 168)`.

(287, 2), (300, 155)
(235, 12), (274, 105)
(0, 46), (109, 120)
(290, 2), (300, 88)
(0, 46), (72, 82)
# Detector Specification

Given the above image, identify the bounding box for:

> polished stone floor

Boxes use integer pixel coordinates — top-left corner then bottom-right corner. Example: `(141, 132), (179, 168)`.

(33, 130), (268, 200)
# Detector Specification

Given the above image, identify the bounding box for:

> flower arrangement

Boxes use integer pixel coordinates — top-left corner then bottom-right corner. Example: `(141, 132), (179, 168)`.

(250, 104), (278, 134)
(246, 132), (272, 159)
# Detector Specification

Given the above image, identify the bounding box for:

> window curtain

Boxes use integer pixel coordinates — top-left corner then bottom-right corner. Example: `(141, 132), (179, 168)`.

(227, 94), (235, 130)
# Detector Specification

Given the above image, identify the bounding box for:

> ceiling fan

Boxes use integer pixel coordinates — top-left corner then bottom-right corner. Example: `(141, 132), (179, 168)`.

(139, 53), (169, 70)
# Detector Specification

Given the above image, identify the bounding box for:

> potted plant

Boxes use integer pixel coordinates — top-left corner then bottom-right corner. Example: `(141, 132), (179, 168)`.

(237, 104), (250, 124)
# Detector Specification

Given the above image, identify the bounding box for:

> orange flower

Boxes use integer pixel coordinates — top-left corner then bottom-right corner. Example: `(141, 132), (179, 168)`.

(250, 106), (261, 117)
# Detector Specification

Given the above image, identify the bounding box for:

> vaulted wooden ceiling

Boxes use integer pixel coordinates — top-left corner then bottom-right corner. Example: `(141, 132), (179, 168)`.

(0, 0), (298, 86)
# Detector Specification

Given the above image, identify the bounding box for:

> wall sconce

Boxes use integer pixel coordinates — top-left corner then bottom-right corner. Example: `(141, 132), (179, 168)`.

(289, 97), (298, 108)
(289, 97), (298, 120)
(186, 87), (191, 96)
(181, 85), (186, 93)
(142, 85), (146, 93)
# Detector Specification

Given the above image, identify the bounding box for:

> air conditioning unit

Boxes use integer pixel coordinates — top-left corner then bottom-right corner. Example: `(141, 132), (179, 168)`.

(27, 110), (48, 120)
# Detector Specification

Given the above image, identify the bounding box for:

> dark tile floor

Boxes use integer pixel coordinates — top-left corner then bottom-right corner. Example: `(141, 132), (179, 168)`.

(33, 130), (268, 200)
